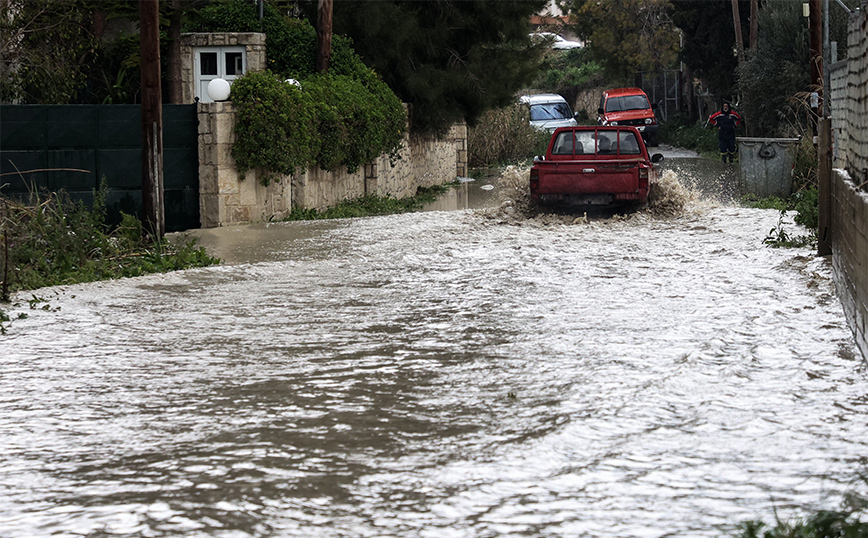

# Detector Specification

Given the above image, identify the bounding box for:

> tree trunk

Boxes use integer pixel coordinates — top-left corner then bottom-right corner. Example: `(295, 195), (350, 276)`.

(731, 0), (745, 65)
(316, 0), (333, 74)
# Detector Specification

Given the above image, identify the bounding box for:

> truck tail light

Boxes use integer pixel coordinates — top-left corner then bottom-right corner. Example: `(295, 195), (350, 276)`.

(530, 168), (539, 198)
(638, 166), (649, 189)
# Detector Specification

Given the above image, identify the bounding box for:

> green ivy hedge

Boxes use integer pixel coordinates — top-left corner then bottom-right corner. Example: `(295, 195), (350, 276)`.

(230, 70), (405, 183)
(188, 0), (406, 183)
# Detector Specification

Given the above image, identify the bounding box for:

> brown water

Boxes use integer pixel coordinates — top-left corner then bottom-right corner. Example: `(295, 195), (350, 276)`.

(1, 158), (865, 538)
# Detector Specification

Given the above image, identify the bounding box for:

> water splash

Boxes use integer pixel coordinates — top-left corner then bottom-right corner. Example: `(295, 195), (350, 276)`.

(645, 169), (703, 218)
(477, 164), (707, 225)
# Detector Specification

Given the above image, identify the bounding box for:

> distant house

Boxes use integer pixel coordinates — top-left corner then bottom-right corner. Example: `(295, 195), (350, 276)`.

(530, 2), (579, 42)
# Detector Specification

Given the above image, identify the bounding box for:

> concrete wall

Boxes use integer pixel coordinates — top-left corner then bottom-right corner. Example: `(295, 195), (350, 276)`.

(198, 102), (467, 226)
(828, 2), (868, 361)
(830, 169), (868, 361)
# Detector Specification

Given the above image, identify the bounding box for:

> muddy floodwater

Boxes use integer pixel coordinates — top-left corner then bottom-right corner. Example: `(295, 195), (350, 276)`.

(1, 154), (866, 538)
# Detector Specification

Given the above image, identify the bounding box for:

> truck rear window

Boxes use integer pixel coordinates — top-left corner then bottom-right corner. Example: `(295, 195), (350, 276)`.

(552, 130), (641, 156)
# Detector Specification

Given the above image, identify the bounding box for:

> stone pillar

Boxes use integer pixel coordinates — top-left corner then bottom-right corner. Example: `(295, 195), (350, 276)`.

(197, 102), (292, 227)
(179, 32), (267, 104)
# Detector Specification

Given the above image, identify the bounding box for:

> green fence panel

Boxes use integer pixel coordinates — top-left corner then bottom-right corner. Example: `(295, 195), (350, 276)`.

(0, 104), (199, 232)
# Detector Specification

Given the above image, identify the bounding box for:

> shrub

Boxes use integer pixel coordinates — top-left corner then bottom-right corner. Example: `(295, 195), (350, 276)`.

(302, 74), (405, 173)
(659, 114), (718, 156)
(230, 71), (317, 181)
(531, 48), (604, 110)
(230, 70), (406, 180)
(468, 105), (552, 168)
(0, 184), (218, 298)
(792, 185), (819, 231)
(191, 1), (407, 181)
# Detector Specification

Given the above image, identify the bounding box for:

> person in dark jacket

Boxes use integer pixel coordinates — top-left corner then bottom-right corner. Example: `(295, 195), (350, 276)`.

(709, 102), (742, 163)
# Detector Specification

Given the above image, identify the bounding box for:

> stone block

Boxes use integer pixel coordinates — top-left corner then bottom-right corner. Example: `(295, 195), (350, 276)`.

(199, 194), (220, 228)
(217, 169), (240, 195)
(199, 166), (219, 194)
(239, 174), (258, 206)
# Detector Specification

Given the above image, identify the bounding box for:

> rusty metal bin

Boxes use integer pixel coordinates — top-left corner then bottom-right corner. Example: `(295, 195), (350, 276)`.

(736, 137), (800, 198)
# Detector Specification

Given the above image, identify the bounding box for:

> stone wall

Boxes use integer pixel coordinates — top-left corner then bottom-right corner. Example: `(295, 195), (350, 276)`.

(828, 2), (868, 361)
(197, 102), (292, 227)
(293, 123), (467, 210)
(198, 102), (467, 225)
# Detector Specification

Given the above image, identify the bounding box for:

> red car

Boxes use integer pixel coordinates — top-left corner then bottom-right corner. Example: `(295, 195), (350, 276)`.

(529, 126), (663, 207)
(597, 87), (659, 146)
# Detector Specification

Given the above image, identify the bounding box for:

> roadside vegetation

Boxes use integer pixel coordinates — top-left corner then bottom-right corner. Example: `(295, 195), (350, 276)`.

(659, 114), (719, 158)
(283, 184), (454, 221)
(467, 106), (551, 168)
(732, 496), (868, 538)
(0, 185), (218, 302)
(189, 3), (406, 184)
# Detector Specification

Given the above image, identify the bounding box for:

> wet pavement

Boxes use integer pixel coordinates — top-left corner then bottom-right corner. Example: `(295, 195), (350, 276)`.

(1, 153), (865, 538)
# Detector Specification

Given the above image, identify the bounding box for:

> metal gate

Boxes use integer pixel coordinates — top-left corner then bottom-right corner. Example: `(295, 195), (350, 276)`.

(637, 70), (682, 123)
(0, 104), (199, 232)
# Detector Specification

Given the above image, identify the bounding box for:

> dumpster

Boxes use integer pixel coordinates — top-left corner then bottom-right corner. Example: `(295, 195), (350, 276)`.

(736, 137), (800, 198)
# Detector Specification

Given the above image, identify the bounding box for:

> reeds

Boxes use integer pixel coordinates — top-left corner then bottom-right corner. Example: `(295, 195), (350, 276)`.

(467, 105), (552, 168)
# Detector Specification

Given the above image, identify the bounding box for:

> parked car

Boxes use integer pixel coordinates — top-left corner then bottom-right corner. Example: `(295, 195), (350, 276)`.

(529, 32), (584, 50)
(597, 87), (659, 146)
(529, 126), (664, 207)
(519, 94), (578, 132)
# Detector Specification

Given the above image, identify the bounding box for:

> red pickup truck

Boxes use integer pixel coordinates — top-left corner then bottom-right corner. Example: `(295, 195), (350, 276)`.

(529, 126), (663, 207)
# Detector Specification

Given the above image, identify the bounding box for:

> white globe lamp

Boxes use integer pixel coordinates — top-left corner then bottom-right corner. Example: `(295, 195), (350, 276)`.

(207, 78), (231, 102)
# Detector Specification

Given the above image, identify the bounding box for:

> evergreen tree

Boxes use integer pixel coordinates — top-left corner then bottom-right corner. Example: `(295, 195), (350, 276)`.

(322, 0), (549, 135)
(669, 0), (750, 100)
(564, 0), (679, 84)
(736, 0), (810, 136)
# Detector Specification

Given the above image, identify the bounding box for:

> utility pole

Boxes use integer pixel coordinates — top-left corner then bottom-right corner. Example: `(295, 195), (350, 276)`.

(167, 0), (183, 104)
(316, 0), (333, 74)
(140, 0), (164, 238)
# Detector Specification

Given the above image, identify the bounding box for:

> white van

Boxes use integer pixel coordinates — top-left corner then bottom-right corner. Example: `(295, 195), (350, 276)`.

(519, 94), (578, 132)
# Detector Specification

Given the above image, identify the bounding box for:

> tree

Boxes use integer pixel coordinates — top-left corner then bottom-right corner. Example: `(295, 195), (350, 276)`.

(564, 0), (679, 84)
(737, 0), (810, 136)
(315, 0), (549, 135)
(0, 0), (109, 103)
(0, 0), (209, 105)
(669, 0), (750, 101)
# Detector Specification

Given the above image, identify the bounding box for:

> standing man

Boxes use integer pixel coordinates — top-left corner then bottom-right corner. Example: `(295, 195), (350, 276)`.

(709, 102), (742, 163)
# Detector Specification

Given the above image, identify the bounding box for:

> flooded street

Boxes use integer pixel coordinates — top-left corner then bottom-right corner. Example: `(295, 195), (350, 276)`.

(1, 155), (866, 538)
